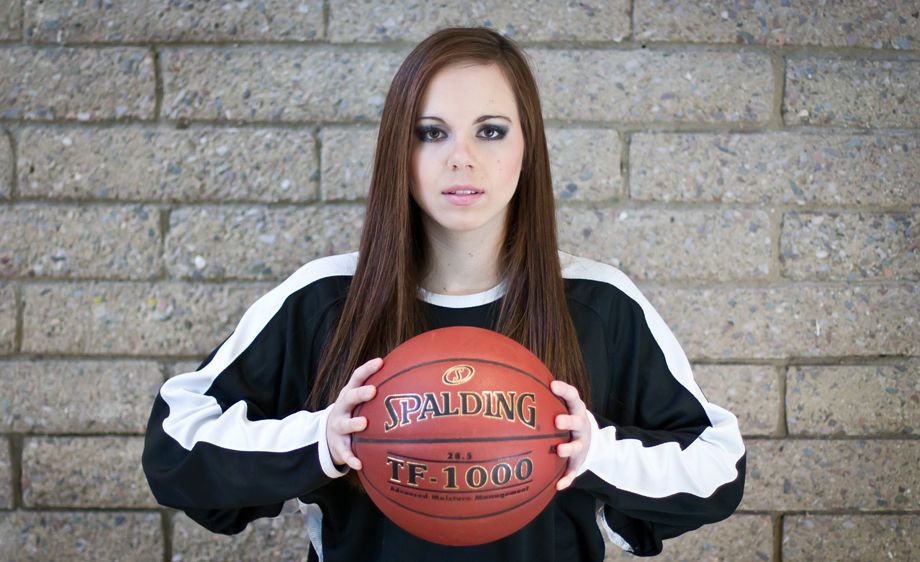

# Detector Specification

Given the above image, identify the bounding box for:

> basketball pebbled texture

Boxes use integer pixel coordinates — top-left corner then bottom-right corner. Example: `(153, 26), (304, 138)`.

(352, 326), (570, 546)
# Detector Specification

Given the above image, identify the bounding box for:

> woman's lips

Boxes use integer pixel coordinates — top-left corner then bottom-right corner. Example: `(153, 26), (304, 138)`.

(442, 185), (483, 206)
(443, 192), (484, 205)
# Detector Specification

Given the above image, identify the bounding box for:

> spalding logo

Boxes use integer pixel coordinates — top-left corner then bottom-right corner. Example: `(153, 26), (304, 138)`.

(442, 365), (475, 385)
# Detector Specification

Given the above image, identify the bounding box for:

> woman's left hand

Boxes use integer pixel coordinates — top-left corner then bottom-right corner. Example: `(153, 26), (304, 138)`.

(551, 380), (592, 491)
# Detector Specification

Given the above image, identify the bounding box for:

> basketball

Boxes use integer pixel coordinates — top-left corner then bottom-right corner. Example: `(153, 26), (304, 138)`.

(351, 326), (570, 546)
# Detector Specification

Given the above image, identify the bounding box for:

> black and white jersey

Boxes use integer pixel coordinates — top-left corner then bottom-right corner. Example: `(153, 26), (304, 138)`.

(143, 251), (746, 560)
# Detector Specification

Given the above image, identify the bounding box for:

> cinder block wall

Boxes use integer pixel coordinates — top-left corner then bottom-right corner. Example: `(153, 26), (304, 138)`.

(1, 2), (917, 560)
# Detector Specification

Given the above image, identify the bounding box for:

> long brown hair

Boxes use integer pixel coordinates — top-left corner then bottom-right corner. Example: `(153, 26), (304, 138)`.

(308, 27), (591, 410)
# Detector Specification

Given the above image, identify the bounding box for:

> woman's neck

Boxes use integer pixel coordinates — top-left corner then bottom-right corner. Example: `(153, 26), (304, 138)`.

(420, 229), (504, 296)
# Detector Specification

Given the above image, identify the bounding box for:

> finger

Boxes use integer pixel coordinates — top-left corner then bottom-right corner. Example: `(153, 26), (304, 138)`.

(555, 413), (587, 433)
(344, 357), (384, 390)
(551, 380), (587, 415)
(557, 441), (583, 459)
(556, 471), (575, 491)
(343, 452), (363, 471)
(337, 384), (377, 411)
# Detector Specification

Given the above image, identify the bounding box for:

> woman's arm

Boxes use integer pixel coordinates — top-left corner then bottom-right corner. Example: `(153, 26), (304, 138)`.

(142, 260), (355, 534)
(560, 266), (746, 556)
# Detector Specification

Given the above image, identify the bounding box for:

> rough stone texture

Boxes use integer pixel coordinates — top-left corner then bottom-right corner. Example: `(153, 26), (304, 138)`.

(0, 360), (162, 433)
(693, 365), (780, 437)
(21, 437), (155, 508)
(605, 514), (772, 561)
(0, 47), (155, 121)
(162, 47), (406, 122)
(172, 360), (204, 378)
(166, 205), (364, 280)
(646, 284), (918, 360)
(1, 0), (21, 40)
(557, 208), (771, 281)
(635, 1), (920, 50)
(742, 439), (919, 511)
(0, 439), (10, 509)
(781, 211), (919, 281)
(320, 126), (377, 201)
(630, 132), (920, 206)
(783, 515), (918, 561)
(0, 511), (162, 561)
(24, 0), (323, 43)
(0, 284), (14, 354)
(787, 362), (920, 436)
(0, 204), (161, 279)
(173, 512), (311, 561)
(547, 128), (622, 201)
(0, 133), (11, 199)
(328, 0), (630, 42)
(785, 58), (920, 128)
(18, 126), (319, 202)
(22, 281), (271, 356)
(531, 49), (772, 123)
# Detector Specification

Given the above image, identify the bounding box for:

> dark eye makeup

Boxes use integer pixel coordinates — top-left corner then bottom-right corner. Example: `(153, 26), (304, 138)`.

(414, 124), (508, 143)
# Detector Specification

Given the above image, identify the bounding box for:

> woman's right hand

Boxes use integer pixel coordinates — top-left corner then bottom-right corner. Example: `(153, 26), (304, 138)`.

(325, 357), (383, 471)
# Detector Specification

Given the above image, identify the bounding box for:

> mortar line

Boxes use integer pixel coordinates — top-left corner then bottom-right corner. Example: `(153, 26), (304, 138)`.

(773, 513), (783, 562)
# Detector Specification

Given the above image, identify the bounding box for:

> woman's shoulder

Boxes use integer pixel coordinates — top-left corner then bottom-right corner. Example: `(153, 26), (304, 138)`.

(286, 251), (359, 285)
(558, 250), (640, 295)
(557, 250), (658, 320)
(255, 251), (358, 313)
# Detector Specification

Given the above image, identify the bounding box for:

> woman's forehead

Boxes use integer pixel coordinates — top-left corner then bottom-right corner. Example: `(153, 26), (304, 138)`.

(417, 63), (518, 121)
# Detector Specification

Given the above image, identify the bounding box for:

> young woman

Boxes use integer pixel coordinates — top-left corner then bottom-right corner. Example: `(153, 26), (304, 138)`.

(143, 27), (745, 561)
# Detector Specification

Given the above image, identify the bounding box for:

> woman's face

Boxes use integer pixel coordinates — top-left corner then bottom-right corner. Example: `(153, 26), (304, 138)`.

(410, 62), (525, 242)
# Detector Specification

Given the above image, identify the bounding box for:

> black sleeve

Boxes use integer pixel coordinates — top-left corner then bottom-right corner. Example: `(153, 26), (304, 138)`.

(571, 274), (746, 556)
(142, 263), (350, 535)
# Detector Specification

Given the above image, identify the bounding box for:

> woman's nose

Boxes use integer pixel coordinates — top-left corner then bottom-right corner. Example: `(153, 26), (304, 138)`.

(447, 138), (474, 170)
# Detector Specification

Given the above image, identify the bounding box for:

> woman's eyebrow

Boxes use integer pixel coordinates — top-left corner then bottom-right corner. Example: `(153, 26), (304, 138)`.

(417, 114), (512, 124)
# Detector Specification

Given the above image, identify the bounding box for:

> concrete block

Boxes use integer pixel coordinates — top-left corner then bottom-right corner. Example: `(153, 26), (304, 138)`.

(0, 439), (10, 508)
(320, 126), (377, 201)
(605, 514), (772, 561)
(0, 360), (162, 433)
(22, 281), (271, 356)
(646, 284), (919, 360)
(22, 437), (155, 508)
(694, 365), (780, 437)
(1, 0), (21, 40)
(635, 0), (920, 50)
(630, 132), (920, 206)
(0, 511), (162, 561)
(328, 0), (630, 42)
(24, 0), (323, 42)
(781, 211), (919, 281)
(18, 126), (318, 202)
(785, 58), (920, 128)
(0, 47), (155, 121)
(548, 128), (622, 201)
(0, 133), (11, 199)
(0, 284), (14, 354)
(172, 361), (204, 378)
(166, 205), (363, 280)
(783, 515), (918, 561)
(787, 362), (920, 436)
(0, 204), (161, 280)
(531, 49), (772, 123)
(162, 47), (405, 122)
(557, 207), (771, 281)
(173, 511), (311, 561)
(742, 439), (919, 511)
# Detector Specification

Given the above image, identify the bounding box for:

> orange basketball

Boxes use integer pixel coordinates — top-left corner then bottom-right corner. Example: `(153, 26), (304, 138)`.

(351, 326), (569, 546)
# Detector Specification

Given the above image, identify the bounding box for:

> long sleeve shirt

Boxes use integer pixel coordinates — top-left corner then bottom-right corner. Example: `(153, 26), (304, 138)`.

(143, 250), (746, 560)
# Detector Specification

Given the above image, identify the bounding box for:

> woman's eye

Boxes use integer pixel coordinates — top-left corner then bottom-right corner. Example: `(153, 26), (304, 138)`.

(478, 125), (507, 140)
(416, 126), (444, 142)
